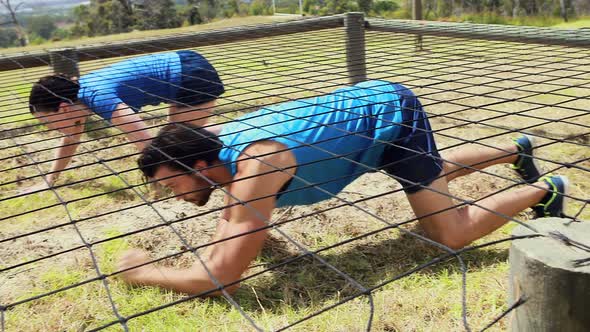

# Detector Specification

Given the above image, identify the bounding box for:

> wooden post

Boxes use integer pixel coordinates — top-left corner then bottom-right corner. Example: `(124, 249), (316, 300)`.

(49, 48), (79, 77)
(509, 218), (590, 331)
(412, 0), (423, 51)
(344, 12), (367, 85)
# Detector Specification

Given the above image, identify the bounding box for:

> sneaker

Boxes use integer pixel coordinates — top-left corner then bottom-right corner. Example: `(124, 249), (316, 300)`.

(533, 175), (569, 218)
(511, 134), (541, 183)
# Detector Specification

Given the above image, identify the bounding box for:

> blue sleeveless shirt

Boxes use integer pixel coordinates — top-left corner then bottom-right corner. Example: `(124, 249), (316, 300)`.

(78, 52), (182, 121)
(218, 80), (407, 207)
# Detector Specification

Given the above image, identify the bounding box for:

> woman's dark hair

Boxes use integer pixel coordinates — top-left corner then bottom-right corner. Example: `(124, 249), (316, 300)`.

(29, 74), (80, 113)
(138, 123), (223, 178)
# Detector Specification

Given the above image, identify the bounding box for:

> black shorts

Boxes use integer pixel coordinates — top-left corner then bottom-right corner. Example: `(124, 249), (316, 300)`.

(175, 50), (225, 106)
(379, 90), (443, 194)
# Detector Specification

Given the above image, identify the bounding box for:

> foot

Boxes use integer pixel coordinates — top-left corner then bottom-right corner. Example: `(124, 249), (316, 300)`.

(511, 134), (541, 183)
(533, 175), (569, 218)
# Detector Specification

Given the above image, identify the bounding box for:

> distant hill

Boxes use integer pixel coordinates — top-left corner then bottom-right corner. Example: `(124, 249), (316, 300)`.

(1, 0), (89, 13)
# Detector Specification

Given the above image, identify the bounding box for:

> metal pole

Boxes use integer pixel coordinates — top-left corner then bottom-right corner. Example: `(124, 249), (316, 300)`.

(344, 12), (367, 85)
(272, 0), (276, 15)
(299, 0), (303, 15)
(412, 0), (423, 51)
(49, 48), (79, 77)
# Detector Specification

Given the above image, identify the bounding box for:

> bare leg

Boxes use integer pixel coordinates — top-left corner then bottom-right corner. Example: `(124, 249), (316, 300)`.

(406, 175), (548, 249)
(168, 100), (216, 127)
(443, 142), (518, 182)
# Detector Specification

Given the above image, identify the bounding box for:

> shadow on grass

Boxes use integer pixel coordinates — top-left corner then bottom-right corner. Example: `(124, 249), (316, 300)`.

(235, 231), (509, 313)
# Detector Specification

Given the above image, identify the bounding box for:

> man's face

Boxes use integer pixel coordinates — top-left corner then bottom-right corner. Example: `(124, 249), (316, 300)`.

(153, 165), (215, 206)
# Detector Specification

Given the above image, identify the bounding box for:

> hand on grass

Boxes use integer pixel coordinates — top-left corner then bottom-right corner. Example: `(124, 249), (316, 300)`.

(19, 182), (51, 195)
(117, 249), (157, 285)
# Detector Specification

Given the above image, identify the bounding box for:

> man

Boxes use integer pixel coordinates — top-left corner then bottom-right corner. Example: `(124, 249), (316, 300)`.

(25, 50), (224, 193)
(118, 80), (568, 295)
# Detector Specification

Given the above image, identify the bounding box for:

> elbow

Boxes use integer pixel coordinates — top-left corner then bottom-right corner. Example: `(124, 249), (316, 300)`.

(221, 282), (241, 295)
(211, 268), (242, 296)
(187, 266), (242, 297)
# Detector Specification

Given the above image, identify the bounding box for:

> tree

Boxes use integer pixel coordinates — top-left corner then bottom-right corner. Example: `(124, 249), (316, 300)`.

(249, 0), (272, 15)
(0, 27), (18, 47)
(135, 0), (182, 30)
(117, 0), (133, 17)
(110, 0), (134, 33)
(357, 0), (373, 13)
(225, 0), (240, 17)
(70, 0), (134, 37)
(27, 15), (57, 40)
(0, 0), (26, 46)
(202, 0), (220, 20)
(326, 0), (350, 14)
(373, 0), (399, 14)
(71, 4), (92, 37)
(182, 1), (203, 25)
(51, 28), (71, 41)
(559, 0), (568, 21)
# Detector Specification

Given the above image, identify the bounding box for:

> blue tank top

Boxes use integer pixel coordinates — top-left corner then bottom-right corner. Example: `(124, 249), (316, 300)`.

(218, 80), (407, 207)
(78, 52), (182, 121)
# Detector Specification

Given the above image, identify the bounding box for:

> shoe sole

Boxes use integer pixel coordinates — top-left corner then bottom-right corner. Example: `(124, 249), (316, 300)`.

(523, 134), (542, 181)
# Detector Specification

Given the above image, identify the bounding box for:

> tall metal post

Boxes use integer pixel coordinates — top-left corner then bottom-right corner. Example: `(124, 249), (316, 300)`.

(49, 48), (80, 77)
(344, 12), (367, 85)
(412, 0), (423, 51)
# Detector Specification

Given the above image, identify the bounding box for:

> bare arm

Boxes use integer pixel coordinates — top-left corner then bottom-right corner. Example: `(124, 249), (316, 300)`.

(22, 117), (86, 193)
(46, 135), (82, 185)
(118, 141), (296, 295)
(118, 217), (267, 295)
(111, 104), (152, 151)
(168, 100), (216, 128)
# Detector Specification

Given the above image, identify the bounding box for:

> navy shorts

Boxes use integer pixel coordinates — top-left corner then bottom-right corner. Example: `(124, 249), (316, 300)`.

(175, 50), (225, 106)
(379, 91), (443, 194)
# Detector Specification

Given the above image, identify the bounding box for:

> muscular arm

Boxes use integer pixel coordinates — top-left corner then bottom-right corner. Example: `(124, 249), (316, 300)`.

(119, 141), (296, 295)
(111, 103), (152, 151)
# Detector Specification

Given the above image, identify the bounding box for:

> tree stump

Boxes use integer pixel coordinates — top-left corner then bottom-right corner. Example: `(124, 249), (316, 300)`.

(509, 217), (590, 331)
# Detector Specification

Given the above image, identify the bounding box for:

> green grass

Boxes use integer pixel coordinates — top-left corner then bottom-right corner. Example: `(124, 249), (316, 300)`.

(552, 17), (590, 29)
(0, 82), (35, 126)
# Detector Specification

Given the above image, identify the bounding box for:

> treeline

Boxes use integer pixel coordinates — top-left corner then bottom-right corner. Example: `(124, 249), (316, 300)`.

(300, 0), (588, 20)
(0, 0), (275, 48)
(0, 0), (589, 48)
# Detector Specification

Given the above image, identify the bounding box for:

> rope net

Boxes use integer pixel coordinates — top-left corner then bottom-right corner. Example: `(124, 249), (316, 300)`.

(0, 19), (589, 331)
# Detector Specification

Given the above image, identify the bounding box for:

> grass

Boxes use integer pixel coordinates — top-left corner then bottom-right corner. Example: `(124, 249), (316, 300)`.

(552, 17), (590, 29)
(4, 226), (513, 331)
(1, 17), (589, 332)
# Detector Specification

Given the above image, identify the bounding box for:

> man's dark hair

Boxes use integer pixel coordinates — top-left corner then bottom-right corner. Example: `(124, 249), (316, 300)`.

(29, 74), (80, 113)
(138, 123), (223, 178)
